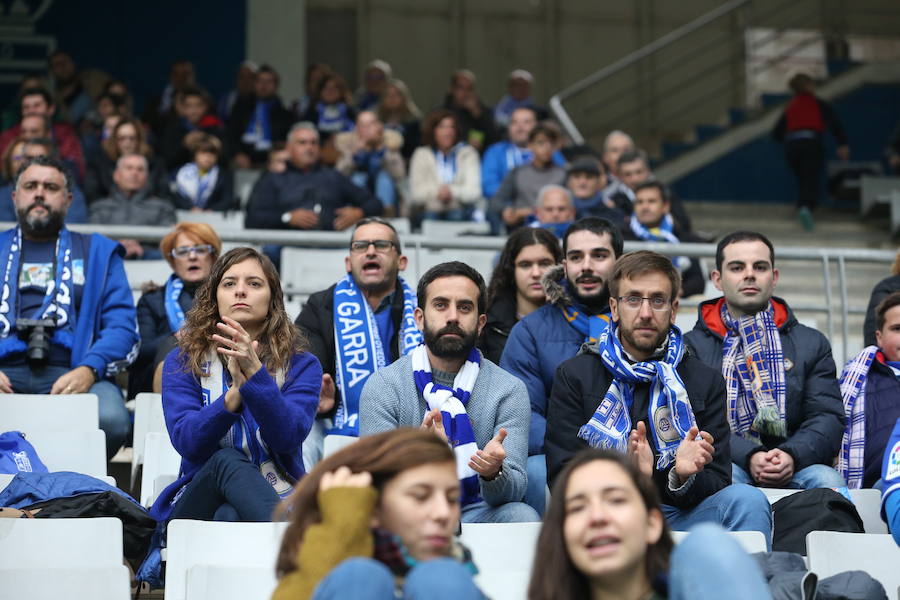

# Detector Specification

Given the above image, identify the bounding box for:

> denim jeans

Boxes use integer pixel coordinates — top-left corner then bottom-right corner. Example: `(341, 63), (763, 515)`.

(168, 448), (280, 522)
(460, 499), (540, 523)
(661, 483), (773, 550)
(669, 523), (773, 600)
(732, 462), (847, 490)
(1, 363), (130, 458)
(352, 171), (396, 208)
(524, 454), (547, 516)
(313, 557), (483, 600)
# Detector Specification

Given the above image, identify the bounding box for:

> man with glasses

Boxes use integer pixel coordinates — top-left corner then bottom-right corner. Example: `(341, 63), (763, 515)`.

(0, 156), (138, 458)
(685, 231), (846, 490)
(546, 250), (773, 544)
(295, 217), (422, 466)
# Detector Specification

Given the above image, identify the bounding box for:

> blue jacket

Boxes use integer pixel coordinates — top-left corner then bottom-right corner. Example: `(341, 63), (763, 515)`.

(500, 265), (611, 455)
(149, 349), (321, 522)
(0, 470), (136, 507)
(0, 228), (139, 378)
(881, 417), (900, 545)
(863, 357), (900, 488)
(480, 141), (565, 199)
(0, 183), (88, 224)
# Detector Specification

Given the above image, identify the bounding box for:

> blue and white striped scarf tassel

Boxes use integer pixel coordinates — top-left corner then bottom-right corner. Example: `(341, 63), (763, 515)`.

(838, 345), (878, 489)
(412, 343), (481, 506)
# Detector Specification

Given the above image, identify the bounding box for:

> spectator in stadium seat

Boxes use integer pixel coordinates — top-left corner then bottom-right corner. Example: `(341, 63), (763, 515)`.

(245, 122), (381, 232)
(491, 123), (566, 232)
(408, 109), (481, 223)
(685, 231), (846, 490)
(293, 62), (333, 119)
(494, 69), (546, 131)
(173, 133), (236, 212)
(218, 60), (258, 122)
(863, 249), (900, 347)
(360, 262), (540, 524)
(48, 51), (93, 125)
(501, 218), (622, 515)
(566, 157), (627, 226)
(529, 449), (772, 600)
(0, 87), (85, 180)
(228, 64), (296, 168)
(480, 227), (562, 365)
(158, 85), (226, 172)
(481, 107), (565, 200)
(90, 153), (176, 259)
(608, 150), (694, 235)
(334, 111), (405, 217)
(531, 184), (576, 239)
(623, 180), (705, 298)
(143, 59), (195, 138)
(299, 73), (356, 143)
(601, 129), (635, 180)
(546, 251), (773, 545)
(354, 59), (392, 112)
(149, 247), (320, 528)
(880, 418), (900, 546)
(441, 69), (497, 153)
(0, 136), (87, 223)
(295, 218), (421, 467)
(84, 117), (169, 203)
(838, 291), (900, 489)
(0, 156), (138, 458)
(130, 222), (221, 397)
(272, 429), (483, 599)
(377, 78), (421, 161)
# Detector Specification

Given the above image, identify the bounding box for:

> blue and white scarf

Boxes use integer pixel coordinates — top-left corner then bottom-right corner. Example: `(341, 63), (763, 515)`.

(435, 143), (465, 184)
(242, 99), (273, 151)
(559, 283), (612, 344)
(629, 214), (691, 272)
(163, 275), (186, 333)
(505, 144), (531, 171)
(578, 323), (697, 470)
(199, 352), (293, 498)
(316, 102), (354, 134)
(0, 227), (76, 358)
(493, 95), (533, 128)
(720, 303), (787, 439)
(838, 345), (879, 488)
(412, 344), (482, 506)
(332, 274), (422, 436)
(175, 163), (219, 209)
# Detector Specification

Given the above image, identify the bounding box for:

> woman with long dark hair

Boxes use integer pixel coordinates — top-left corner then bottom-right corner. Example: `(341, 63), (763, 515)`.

(273, 429), (483, 599)
(529, 449), (771, 600)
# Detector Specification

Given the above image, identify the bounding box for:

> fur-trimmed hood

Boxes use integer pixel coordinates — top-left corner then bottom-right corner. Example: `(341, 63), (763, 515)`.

(541, 265), (573, 307)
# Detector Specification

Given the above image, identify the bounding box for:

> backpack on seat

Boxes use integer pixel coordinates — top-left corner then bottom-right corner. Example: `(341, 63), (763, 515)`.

(772, 488), (864, 555)
(0, 431), (48, 474)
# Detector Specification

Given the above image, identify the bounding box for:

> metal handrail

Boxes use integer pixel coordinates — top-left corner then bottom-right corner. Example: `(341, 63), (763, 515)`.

(549, 0), (751, 144)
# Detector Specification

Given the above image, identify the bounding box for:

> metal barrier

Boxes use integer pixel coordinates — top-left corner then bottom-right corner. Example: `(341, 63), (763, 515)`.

(24, 222), (896, 363)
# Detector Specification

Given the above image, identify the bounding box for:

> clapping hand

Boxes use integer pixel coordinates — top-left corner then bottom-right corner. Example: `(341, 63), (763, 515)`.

(673, 426), (715, 484)
(469, 428), (507, 481)
(421, 408), (449, 443)
(628, 421), (654, 477)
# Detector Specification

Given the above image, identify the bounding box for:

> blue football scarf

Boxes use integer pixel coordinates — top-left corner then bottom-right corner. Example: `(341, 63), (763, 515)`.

(175, 163), (219, 209)
(316, 102), (354, 134)
(838, 345), (879, 488)
(412, 344), (482, 506)
(578, 323), (697, 470)
(332, 274), (421, 436)
(242, 100), (273, 151)
(0, 227), (76, 359)
(435, 143), (464, 184)
(558, 281), (611, 344)
(163, 274), (186, 333)
(629, 214), (691, 272)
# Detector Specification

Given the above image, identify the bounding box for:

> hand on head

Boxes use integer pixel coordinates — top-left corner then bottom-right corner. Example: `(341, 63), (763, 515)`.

(321, 465), (373, 491)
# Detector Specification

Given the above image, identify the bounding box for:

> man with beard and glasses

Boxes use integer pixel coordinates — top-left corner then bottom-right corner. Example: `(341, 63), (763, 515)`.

(500, 217), (622, 515)
(0, 156), (139, 458)
(685, 231), (846, 491)
(295, 217), (422, 468)
(546, 251), (773, 546)
(360, 262), (538, 523)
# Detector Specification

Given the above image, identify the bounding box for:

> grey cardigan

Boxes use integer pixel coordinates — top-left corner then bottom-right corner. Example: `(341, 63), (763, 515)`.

(359, 353), (530, 506)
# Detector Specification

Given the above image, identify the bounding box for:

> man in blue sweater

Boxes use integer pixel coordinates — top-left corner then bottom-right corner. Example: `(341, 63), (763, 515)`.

(0, 156), (139, 457)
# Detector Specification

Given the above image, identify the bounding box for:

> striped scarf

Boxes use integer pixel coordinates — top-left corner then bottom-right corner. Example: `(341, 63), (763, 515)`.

(411, 344), (481, 506)
(628, 213), (691, 272)
(838, 345), (879, 489)
(721, 303), (787, 440)
(578, 323), (697, 470)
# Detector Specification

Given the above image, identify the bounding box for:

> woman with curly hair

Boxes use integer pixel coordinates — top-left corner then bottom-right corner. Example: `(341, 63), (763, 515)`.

(272, 429), (482, 600)
(149, 247), (321, 525)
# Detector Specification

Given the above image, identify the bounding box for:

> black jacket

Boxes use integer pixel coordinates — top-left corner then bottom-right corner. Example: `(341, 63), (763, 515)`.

(545, 341), (731, 509)
(245, 164), (382, 230)
(622, 221), (707, 298)
(130, 283), (196, 396)
(83, 151), (171, 203)
(684, 296), (845, 472)
(863, 274), (900, 347)
(479, 293), (519, 365)
(227, 94), (295, 165)
(863, 357), (900, 487)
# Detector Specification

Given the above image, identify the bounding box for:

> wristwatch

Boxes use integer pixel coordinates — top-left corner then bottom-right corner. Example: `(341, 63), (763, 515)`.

(281, 211), (292, 224)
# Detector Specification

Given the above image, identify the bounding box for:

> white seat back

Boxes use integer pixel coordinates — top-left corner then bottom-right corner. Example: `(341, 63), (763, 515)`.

(185, 565), (277, 600)
(175, 210), (245, 230)
(759, 487), (800, 503)
(671, 529), (768, 554)
(0, 393), (98, 431)
(850, 488), (888, 534)
(459, 522), (542, 572)
(24, 429), (107, 477)
(421, 220), (490, 238)
(234, 169), (263, 209)
(473, 570), (530, 600)
(165, 520), (289, 600)
(280, 248), (348, 297)
(323, 434), (357, 458)
(0, 565), (131, 600)
(131, 392), (166, 487)
(806, 531), (900, 594)
(140, 431), (182, 507)
(0, 517), (122, 568)
(123, 260), (172, 291)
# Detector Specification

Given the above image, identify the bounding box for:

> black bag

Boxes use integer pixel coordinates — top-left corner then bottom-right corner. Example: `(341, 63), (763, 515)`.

(772, 488), (864, 555)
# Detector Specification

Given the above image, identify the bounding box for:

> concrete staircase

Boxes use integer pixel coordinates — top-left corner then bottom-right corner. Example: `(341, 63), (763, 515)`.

(677, 200), (894, 363)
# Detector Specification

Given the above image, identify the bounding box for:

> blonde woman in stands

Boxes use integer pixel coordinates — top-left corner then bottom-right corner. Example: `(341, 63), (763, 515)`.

(149, 247), (320, 526)
(272, 429), (483, 600)
(528, 449), (771, 600)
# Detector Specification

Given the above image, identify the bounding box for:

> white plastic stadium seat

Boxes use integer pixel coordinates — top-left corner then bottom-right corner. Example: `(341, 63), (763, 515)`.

(806, 531), (900, 595)
(140, 431), (182, 507)
(459, 522), (542, 572)
(0, 393), (98, 432)
(474, 570), (530, 600)
(131, 392), (166, 487)
(323, 434), (357, 458)
(850, 488), (888, 534)
(24, 429), (107, 478)
(671, 530), (768, 554)
(421, 220), (490, 238)
(175, 209), (245, 230)
(280, 248), (348, 297)
(165, 520), (289, 600)
(123, 259), (172, 292)
(234, 168), (262, 209)
(758, 488), (800, 503)
(185, 565), (277, 600)
(0, 566), (131, 600)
